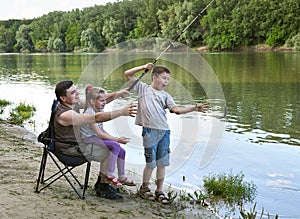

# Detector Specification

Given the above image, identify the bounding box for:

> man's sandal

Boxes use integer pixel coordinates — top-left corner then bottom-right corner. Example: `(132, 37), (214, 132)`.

(155, 191), (170, 204)
(138, 186), (155, 201)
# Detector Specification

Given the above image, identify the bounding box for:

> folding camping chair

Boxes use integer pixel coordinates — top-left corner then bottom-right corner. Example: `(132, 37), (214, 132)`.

(35, 143), (91, 199)
(35, 99), (91, 199)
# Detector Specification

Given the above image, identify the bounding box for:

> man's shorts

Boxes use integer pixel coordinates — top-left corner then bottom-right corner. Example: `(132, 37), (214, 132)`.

(79, 143), (109, 162)
(142, 127), (170, 169)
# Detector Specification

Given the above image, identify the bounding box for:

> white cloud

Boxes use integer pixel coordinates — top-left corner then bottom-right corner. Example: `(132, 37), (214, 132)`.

(0, 0), (118, 20)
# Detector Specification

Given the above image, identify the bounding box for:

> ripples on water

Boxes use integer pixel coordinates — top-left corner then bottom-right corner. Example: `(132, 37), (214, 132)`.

(227, 118), (300, 146)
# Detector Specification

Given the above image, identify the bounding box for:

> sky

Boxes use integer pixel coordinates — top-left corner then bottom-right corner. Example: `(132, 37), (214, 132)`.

(0, 0), (118, 20)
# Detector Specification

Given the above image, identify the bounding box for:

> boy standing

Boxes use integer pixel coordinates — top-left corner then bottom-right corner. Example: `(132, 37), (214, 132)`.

(124, 63), (208, 204)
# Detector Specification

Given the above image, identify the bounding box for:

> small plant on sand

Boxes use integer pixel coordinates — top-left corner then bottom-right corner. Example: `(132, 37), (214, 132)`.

(240, 203), (279, 219)
(188, 190), (209, 206)
(0, 99), (10, 114)
(203, 170), (260, 218)
(240, 202), (259, 219)
(177, 190), (191, 202)
(166, 190), (178, 204)
(9, 102), (36, 125)
(203, 170), (257, 205)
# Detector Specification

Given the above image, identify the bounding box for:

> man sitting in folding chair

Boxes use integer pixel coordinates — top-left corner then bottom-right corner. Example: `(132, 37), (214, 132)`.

(37, 80), (136, 199)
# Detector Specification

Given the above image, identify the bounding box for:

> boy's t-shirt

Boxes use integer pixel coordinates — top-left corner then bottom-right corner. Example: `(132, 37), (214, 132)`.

(134, 80), (176, 130)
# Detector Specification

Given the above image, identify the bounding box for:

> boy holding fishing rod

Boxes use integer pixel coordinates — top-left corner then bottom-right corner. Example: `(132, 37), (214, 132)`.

(124, 62), (209, 204)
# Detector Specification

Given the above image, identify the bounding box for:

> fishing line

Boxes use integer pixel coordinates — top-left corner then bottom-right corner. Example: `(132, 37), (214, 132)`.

(128, 0), (216, 91)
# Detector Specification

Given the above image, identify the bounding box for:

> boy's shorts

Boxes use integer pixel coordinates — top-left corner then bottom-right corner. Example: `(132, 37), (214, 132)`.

(142, 127), (170, 169)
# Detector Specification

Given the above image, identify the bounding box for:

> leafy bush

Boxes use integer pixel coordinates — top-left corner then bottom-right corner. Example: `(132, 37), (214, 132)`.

(294, 34), (300, 51)
(9, 102), (36, 125)
(0, 99), (11, 114)
(266, 26), (286, 46)
(285, 33), (300, 51)
(203, 171), (257, 205)
(285, 38), (294, 48)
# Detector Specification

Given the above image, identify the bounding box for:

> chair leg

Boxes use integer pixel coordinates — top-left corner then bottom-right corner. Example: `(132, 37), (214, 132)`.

(48, 152), (84, 198)
(82, 162), (91, 199)
(35, 147), (48, 193)
(35, 148), (91, 199)
(67, 166), (83, 187)
(36, 149), (72, 193)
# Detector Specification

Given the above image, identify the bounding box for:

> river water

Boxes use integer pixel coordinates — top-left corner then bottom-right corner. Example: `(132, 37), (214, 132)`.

(0, 50), (299, 218)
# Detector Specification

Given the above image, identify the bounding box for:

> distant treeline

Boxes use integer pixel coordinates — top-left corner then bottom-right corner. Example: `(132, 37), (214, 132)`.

(0, 0), (299, 53)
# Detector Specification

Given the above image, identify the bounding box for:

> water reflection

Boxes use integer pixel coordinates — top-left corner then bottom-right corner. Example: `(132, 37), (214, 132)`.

(200, 52), (300, 147)
(0, 52), (299, 145)
(223, 82), (300, 146)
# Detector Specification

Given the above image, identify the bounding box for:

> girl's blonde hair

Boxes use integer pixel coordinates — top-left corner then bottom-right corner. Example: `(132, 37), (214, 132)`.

(84, 87), (106, 111)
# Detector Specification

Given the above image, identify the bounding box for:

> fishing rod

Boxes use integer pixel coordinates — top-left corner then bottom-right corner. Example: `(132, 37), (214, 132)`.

(128, 0), (216, 91)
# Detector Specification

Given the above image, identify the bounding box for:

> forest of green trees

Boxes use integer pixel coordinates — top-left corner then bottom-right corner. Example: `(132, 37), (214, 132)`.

(0, 0), (299, 53)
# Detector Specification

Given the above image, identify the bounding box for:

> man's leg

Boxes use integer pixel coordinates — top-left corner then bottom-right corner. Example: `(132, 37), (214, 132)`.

(95, 157), (123, 199)
(80, 142), (122, 199)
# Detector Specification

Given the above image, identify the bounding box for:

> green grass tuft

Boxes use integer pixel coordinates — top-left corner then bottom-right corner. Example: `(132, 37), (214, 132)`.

(203, 170), (257, 205)
(9, 102), (36, 125)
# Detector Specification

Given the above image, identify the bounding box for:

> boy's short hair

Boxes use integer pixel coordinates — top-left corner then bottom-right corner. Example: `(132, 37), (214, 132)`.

(151, 66), (170, 80)
(55, 80), (73, 102)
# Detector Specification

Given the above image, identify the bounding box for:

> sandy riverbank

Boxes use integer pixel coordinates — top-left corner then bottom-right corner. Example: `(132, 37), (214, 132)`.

(0, 122), (219, 219)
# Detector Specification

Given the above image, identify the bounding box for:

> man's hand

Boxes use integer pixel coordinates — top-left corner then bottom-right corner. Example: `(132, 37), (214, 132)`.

(122, 103), (137, 117)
